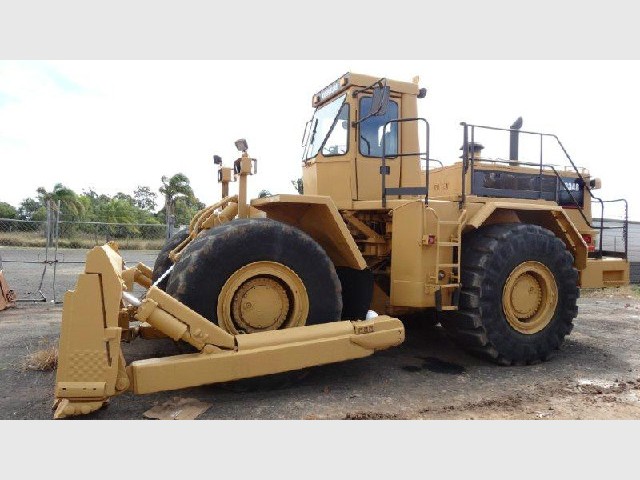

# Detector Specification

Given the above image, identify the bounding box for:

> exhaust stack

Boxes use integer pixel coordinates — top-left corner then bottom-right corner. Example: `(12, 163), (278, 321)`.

(509, 116), (523, 166)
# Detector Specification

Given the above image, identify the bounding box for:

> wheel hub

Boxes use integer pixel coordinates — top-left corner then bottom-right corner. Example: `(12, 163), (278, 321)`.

(509, 273), (542, 318)
(231, 277), (290, 331)
(502, 261), (558, 334)
(217, 261), (309, 334)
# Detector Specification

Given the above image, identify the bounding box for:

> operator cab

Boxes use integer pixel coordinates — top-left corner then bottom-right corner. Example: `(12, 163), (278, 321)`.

(300, 73), (426, 209)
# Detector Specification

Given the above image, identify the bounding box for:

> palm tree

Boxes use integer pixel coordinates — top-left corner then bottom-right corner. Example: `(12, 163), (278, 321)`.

(159, 173), (195, 236)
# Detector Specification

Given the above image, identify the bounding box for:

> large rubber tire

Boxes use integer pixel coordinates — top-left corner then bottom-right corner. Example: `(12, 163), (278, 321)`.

(165, 218), (342, 329)
(151, 229), (189, 291)
(440, 223), (579, 365)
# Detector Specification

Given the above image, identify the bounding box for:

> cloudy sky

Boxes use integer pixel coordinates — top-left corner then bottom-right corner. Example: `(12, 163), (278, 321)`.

(1, 60), (638, 219)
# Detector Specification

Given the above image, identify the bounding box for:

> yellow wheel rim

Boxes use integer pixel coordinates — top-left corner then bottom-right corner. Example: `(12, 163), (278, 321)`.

(502, 261), (558, 334)
(217, 261), (309, 334)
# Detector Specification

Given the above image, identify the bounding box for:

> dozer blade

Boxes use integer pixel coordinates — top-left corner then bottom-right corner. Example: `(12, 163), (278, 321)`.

(54, 244), (405, 419)
(53, 245), (130, 418)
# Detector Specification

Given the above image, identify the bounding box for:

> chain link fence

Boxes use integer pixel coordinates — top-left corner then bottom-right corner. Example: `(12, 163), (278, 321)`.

(0, 201), (168, 303)
(0, 218), (48, 248)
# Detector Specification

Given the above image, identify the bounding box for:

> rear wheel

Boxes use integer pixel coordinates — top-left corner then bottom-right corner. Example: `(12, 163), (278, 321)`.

(440, 223), (579, 365)
(166, 218), (342, 333)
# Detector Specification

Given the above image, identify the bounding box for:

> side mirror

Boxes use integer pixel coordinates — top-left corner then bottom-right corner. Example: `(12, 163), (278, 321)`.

(370, 84), (390, 117)
(352, 81), (391, 127)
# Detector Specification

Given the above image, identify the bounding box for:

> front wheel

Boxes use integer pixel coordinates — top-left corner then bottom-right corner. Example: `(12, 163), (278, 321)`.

(440, 223), (579, 365)
(165, 219), (342, 334)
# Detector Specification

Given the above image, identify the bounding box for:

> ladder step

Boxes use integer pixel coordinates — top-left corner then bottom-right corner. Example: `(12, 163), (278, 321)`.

(438, 242), (459, 247)
(439, 306), (459, 311)
(438, 221), (460, 225)
(438, 263), (459, 268)
(439, 283), (460, 288)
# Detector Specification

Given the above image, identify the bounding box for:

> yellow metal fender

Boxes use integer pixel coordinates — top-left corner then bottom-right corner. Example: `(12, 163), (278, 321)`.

(467, 202), (588, 270)
(251, 194), (367, 270)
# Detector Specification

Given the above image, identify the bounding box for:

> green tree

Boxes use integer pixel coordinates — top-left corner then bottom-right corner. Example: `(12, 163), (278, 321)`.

(94, 198), (138, 224)
(79, 189), (113, 222)
(133, 186), (158, 212)
(0, 202), (17, 219)
(258, 189), (272, 198)
(113, 192), (135, 206)
(17, 197), (46, 221)
(93, 198), (142, 237)
(171, 196), (205, 226)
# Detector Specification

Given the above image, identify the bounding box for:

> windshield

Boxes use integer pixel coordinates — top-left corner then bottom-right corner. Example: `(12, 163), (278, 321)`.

(303, 94), (349, 160)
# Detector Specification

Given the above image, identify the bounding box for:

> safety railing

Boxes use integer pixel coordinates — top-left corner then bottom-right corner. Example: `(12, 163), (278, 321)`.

(591, 200), (629, 259)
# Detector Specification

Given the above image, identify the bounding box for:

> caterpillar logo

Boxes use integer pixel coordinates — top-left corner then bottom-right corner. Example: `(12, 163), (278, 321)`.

(563, 180), (580, 192)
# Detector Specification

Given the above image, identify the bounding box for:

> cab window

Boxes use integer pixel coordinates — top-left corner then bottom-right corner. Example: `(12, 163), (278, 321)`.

(359, 96), (399, 157)
(303, 94), (349, 160)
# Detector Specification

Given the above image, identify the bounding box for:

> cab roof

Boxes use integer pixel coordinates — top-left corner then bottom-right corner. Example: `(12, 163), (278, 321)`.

(312, 72), (421, 107)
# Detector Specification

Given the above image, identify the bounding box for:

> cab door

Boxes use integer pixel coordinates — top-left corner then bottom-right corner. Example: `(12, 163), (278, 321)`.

(354, 94), (402, 201)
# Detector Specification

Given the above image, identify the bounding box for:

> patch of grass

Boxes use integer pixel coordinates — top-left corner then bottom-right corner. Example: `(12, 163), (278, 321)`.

(0, 232), (165, 250)
(23, 340), (58, 371)
(0, 232), (47, 248)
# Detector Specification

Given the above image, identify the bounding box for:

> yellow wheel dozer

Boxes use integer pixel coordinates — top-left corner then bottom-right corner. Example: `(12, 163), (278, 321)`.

(53, 72), (630, 417)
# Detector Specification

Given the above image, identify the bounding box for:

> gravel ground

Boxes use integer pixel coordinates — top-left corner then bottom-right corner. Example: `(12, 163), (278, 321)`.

(2, 291), (640, 420)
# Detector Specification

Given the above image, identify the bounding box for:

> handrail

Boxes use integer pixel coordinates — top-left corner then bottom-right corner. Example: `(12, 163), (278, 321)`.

(591, 198), (628, 258)
(381, 117), (430, 208)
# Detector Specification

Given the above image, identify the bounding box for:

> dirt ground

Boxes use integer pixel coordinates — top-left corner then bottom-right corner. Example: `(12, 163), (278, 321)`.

(2, 288), (640, 420)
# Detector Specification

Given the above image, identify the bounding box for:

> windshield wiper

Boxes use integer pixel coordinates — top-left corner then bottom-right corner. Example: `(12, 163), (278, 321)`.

(302, 118), (319, 160)
(301, 119), (312, 147)
(308, 118), (318, 147)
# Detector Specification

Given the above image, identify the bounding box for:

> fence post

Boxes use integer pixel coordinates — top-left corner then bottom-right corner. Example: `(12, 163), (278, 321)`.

(52, 200), (61, 303)
(45, 201), (51, 262)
